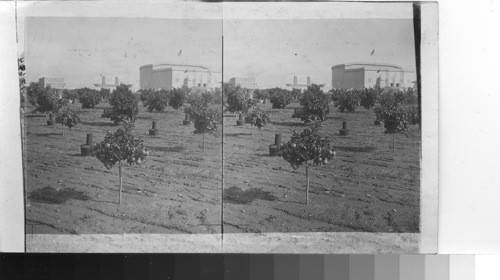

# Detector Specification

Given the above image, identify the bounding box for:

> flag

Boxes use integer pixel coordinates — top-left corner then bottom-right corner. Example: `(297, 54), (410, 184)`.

(370, 49), (375, 56)
(178, 49), (182, 57)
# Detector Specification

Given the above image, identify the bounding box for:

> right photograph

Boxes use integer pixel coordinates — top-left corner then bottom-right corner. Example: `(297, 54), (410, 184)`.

(221, 2), (436, 253)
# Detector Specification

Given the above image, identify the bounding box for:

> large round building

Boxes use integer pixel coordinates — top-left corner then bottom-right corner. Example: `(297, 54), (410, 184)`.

(139, 63), (222, 90)
(331, 62), (416, 90)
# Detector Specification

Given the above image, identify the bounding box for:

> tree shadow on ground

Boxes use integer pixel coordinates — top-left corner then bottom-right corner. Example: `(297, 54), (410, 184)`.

(32, 132), (62, 137)
(334, 146), (376, 153)
(224, 133), (253, 137)
(28, 186), (90, 204)
(223, 186), (278, 205)
(147, 146), (185, 153)
(81, 121), (116, 127)
(271, 121), (306, 127)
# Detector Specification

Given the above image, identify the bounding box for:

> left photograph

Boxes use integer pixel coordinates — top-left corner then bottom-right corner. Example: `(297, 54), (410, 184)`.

(20, 16), (223, 236)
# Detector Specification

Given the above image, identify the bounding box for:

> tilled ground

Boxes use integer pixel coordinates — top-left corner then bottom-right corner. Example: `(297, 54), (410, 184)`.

(24, 101), (419, 236)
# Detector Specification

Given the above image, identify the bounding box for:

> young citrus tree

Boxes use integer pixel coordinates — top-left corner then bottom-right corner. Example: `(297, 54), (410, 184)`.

(78, 88), (101, 109)
(245, 107), (271, 129)
(185, 99), (221, 152)
(277, 123), (336, 204)
(375, 104), (410, 152)
(360, 88), (378, 110)
(224, 83), (256, 113)
(55, 106), (81, 136)
(108, 84), (139, 124)
(146, 89), (169, 112)
(333, 88), (361, 113)
(269, 88), (292, 109)
(296, 84), (330, 123)
(169, 87), (187, 110)
(91, 126), (149, 204)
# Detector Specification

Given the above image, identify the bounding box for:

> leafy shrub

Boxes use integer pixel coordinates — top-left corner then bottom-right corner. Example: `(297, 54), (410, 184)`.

(224, 83), (256, 113)
(403, 88), (418, 105)
(26, 81), (44, 108)
(36, 86), (66, 113)
(269, 88), (292, 109)
(298, 84), (330, 122)
(146, 89), (169, 112)
(99, 88), (111, 101)
(91, 126), (149, 204)
(332, 89), (360, 113)
(138, 89), (153, 105)
(55, 107), (81, 129)
(245, 107), (271, 129)
(169, 88), (187, 110)
(277, 123), (336, 204)
(185, 100), (222, 151)
(253, 89), (270, 101)
(360, 88), (378, 110)
(404, 105), (420, 125)
(108, 84), (139, 124)
(62, 89), (79, 103)
(375, 105), (410, 134)
(78, 88), (101, 109)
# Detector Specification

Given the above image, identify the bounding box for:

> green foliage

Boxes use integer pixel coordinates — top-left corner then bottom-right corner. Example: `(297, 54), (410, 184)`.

(405, 105), (420, 125)
(290, 88), (303, 101)
(99, 88), (111, 101)
(27, 82), (66, 113)
(185, 101), (222, 135)
(269, 88), (292, 109)
(253, 89), (270, 101)
(62, 89), (79, 103)
(331, 88), (360, 113)
(277, 123), (336, 169)
(169, 88), (187, 110)
(78, 88), (101, 109)
(55, 106), (80, 129)
(403, 88), (418, 105)
(376, 87), (420, 128)
(91, 126), (149, 170)
(108, 84), (139, 124)
(375, 105), (410, 134)
(138, 89), (153, 104)
(224, 83), (256, 113)
(146, 89), (169, 112)
(298, 84), (330, 122)
(245, 107), (271, 129)
(360, 88), (378, 110)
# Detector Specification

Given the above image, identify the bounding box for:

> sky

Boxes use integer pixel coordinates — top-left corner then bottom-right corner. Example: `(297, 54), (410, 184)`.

(223, 19), (416, 89)
(25, 17), (415, 90)
(25, 17), (222, 89)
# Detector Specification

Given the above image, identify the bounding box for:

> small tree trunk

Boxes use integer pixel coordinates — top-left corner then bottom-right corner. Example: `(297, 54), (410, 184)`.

(118, 162), (122, 205)
(202, 133), (205, 152)
(61, 125), (64, 137)
(305, 164), (310, 205)
(393, 133), (395, 152)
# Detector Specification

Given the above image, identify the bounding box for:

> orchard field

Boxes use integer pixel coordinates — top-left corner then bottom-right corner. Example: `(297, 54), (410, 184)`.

(24, 101), (420, 235)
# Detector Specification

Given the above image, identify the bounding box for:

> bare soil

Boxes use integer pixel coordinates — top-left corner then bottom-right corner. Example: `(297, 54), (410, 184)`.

(24, 101), (420, 237)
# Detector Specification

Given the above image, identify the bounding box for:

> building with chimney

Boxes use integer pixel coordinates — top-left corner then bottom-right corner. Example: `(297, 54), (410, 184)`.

(39, 77), (65, 90)
(331, 62), (416, 90)
(94, 76), (132, 91)
(228, 77), (257, 90)
(139, 63), (222, 90)
(286, 75), (323, 89)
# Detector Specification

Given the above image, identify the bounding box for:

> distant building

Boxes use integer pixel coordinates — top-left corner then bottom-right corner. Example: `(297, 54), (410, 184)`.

(94, 76), (132, 91)
(139, 63), (222, 90)
(286, 76), (323, 89)
(229, 77), (257, 90)
(331, 62), (416, 90)
(39, 77), (65, 90)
